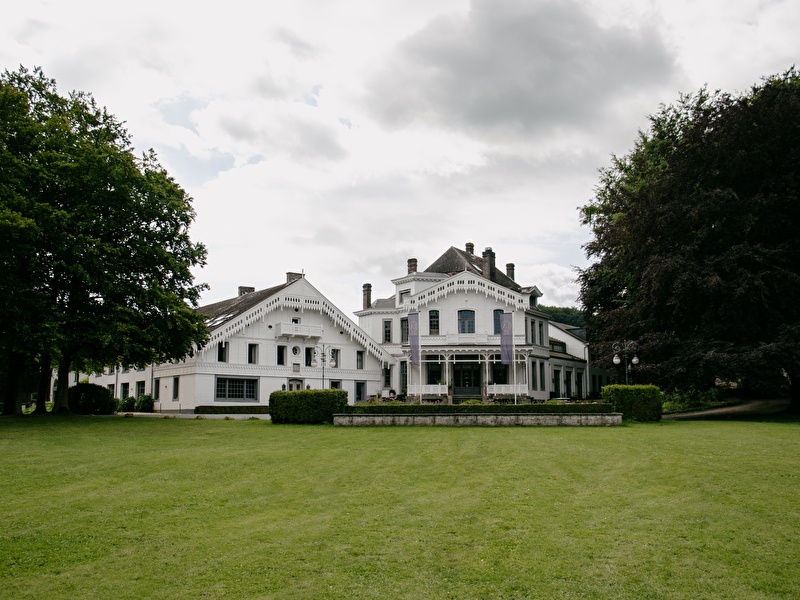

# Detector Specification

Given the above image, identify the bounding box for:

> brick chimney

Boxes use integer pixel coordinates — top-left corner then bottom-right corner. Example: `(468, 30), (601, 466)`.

(482, 247), (496, 279)
(465, 242), (475, 255)
(238, 286), (255, 296)
(407, 258), (418, 274)
(362, 283), (372, 309)
(286, 272), (303, 283)
(506, 263), (515, 281)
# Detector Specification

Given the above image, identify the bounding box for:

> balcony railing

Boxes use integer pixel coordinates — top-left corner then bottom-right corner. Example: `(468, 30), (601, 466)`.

(407, 384), (448, 396)
(275, 322), (323, 339)
(487, 384), (528, 395)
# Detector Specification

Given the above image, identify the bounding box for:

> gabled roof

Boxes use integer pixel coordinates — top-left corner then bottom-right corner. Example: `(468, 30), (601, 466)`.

(197, 283), (290, 330)
(424, 246), (522, 292)
(549, 321), (587, 341)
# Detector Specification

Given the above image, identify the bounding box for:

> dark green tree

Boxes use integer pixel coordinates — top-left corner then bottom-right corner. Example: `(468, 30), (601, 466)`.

(0, 66), (209, 414)
(538, 305), (585, 328)
(578, 68), (800, 409)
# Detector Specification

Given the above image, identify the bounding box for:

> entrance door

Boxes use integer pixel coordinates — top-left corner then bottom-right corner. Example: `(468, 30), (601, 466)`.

(288, 379), (303, 391)
(453, 362), (481, 398)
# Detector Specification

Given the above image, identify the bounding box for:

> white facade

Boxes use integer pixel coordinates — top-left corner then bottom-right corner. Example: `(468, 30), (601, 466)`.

(86, 274), (393, 411)
(356, 245), (554, 402)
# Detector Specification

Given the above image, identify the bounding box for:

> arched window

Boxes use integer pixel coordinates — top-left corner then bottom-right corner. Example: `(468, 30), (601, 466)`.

(429, 310), (440, 335)
(458, 309), (475, 334)
(493, 309), (504, 334)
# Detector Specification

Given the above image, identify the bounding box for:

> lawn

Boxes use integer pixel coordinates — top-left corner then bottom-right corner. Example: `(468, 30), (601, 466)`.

(1, 416), (798, 599)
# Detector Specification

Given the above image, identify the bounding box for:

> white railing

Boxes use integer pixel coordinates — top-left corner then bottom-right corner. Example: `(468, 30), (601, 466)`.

(487, 384), (528, 395)
(275, 322), (323, 338)
(407, 384), (448, 395)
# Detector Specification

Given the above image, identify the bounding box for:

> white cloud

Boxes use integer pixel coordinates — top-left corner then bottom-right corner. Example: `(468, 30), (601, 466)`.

(3, 0), (796, 318)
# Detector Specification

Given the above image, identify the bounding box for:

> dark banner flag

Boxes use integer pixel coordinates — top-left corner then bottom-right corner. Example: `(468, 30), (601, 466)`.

(500, 312), (513, 365)
(409, 312), (420, 365)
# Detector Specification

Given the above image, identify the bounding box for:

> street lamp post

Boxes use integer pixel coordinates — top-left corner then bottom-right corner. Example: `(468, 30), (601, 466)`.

(311, 345), (336, 388)
(612, 340), (640, 385)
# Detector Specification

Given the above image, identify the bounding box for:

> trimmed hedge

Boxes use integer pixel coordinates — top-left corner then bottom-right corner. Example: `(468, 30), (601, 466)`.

(195, 405), (271, 415)
(601, 384), (662, 422)
(68, 383), (117, 415)
(344, 403), (613, 415)
(269, 390), (348, 424)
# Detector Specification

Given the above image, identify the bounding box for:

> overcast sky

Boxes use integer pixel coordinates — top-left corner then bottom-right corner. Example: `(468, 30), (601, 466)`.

(3, 0), (797, 316)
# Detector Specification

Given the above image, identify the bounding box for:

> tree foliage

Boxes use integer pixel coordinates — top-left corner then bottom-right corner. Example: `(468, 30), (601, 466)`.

(0, 66), (209, 414)
(578, 68), (800, 407)
(538, 305), (585, 328)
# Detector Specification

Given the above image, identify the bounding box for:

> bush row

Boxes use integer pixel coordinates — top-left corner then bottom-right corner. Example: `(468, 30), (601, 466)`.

(195, 405), (271, 414)
(116, 395), (155, 413)
(601, 384), (662, 421)
(269, 389), (348, 424)
(344, 403), (614, 415)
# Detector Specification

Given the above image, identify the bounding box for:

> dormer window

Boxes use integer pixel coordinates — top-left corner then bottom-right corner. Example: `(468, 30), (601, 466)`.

(399, 289), (411, 304)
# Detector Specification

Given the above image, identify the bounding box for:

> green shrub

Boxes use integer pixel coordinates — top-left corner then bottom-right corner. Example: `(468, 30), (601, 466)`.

(117, 396), (136, 412)
(134, 394), (154, 413)
(661, 388), (729, 414)
(269, 389), (348, 424)
(68, 383), (117, 415)
(601, 385), (662, 422)
(460, 399), (483, 405)
(344, 403), (613, 415)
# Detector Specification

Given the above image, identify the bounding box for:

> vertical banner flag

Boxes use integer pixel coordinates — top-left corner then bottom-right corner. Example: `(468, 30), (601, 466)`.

(409, 312), (420, 365)
(500, 312), (513, 365)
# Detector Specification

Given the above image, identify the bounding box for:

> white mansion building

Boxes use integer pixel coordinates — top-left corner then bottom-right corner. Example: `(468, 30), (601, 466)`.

(84, 243), (607, 410)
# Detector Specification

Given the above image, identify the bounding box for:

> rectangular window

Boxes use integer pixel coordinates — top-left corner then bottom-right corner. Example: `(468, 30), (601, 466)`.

(215, 377), (258, 401)
(530, 320), (536, 344)
(400, 361), (408, 391)
(107, 384), (115, 398)
(217, 341), (229, 362)
(458, 310), (475, 334)
(401, 318), (409, 343)
(248, 343), (259, 364)
(538, 322), (544, 346)
(426, 360), (442, 385)
(383, 365), (392, 388)
(429, 310), (439, 335)
(121, 382), (130, 398)
(539, 362), (545, 393)
(383, 320), (392, 343)
(356, 350), (365, 370)
(576, 371), (584, 399)
(553, 369), (561, 396)
(277, 345), (286, 366)
(330, 380), (342, 389)
(153, 379), (160, 401)
(136, 381), (145, 398)
(331, 348), (340, 368)
(172, 377), (180, 401)
(492, 362), (508, 385)
(305, 347), (313, 367)
(531, 361), (538, 390)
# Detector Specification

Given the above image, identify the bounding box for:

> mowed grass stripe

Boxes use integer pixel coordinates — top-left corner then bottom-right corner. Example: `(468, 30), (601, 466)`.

(1, 417), (798, 599)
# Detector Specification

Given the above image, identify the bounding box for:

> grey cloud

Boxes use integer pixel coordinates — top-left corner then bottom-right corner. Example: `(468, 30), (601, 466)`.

(218, 114), (346, 163)
(157, 96), (207, 134)
(366, 0), (678, 140)
(273, 27), (319, 60)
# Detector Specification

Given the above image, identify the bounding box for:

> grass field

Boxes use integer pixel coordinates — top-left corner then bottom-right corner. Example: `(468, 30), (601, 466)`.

(1, 416), (798, 599)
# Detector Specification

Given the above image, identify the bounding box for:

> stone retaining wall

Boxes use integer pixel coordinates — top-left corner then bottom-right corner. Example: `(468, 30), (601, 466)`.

(333, 413), (622, 427)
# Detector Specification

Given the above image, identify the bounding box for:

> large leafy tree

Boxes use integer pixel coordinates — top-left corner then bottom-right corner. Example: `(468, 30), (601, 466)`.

(0, 67), (209, 414)
(578, 68), (800, 408)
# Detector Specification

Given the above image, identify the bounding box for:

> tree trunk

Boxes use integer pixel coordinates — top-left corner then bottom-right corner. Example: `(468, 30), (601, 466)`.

(2, 353), (25, 416)
(53, 358), (72, 414)
(786, 368), (800, 414)
(34, 354), (52, 414)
